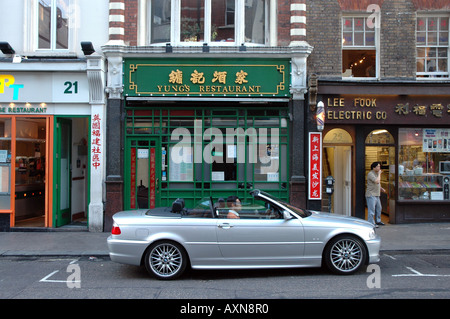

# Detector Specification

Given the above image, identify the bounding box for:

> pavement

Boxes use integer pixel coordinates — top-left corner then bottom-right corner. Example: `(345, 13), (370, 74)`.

(0, 222), (449, 257)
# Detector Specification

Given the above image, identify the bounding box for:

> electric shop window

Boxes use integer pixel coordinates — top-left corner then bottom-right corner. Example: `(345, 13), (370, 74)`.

(398, 128), (450, 201)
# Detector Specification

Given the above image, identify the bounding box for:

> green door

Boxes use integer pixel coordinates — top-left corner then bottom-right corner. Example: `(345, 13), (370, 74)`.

(55, 118), (72, 227)
(125, 138), (161, 210)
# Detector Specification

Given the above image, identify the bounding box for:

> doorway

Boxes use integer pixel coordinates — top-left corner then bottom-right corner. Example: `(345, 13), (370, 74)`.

(365, 129), (395, 221)
(323, 128), (353, 215)
(54, 117), (89, 228)
(125, 138), (161, 210)
(14, 117), (48, 227)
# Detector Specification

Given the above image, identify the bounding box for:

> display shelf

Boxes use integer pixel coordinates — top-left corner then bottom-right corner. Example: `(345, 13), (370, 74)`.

(398, 173), (444, 200)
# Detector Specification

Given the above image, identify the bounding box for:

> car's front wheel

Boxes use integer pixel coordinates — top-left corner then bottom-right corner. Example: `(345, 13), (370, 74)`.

(324, 235), (367, 275)
(145, 241), (187, 280)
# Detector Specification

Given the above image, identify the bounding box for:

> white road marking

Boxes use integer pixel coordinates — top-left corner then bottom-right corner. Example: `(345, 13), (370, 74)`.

(392, 266), (450, 277)
(39, 270), (67, 283)
(39, 259), (81, 283)
(383, 253), (397, 260)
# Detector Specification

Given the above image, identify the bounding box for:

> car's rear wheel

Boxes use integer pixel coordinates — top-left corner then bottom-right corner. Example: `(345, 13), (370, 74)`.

(324, 235), (367, 275)
(145, 241), (187, 280)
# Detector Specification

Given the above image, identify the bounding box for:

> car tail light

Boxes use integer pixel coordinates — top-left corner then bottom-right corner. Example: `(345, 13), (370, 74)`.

(111, 223), (121, 235)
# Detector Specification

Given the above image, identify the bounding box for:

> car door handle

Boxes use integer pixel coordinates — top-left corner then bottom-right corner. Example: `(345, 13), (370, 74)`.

(218, 223), (233, 229)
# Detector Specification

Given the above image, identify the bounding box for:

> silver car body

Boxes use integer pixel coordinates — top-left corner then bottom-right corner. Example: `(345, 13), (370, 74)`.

(108, 190), (380, 275)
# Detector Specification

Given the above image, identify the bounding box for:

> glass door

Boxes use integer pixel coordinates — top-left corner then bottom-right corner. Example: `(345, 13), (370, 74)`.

(125, 138), (161, 210)
(55, 118), (71, 227)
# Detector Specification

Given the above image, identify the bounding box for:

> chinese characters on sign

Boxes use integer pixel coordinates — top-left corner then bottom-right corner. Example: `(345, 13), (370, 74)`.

(396, 103), (448, 118)
(91, 114), (101, 170)
(130, 148), (136, 209)
(169, 69), (249, 86)
(309, 132), (322, 200)
(149, 148), (156, 209)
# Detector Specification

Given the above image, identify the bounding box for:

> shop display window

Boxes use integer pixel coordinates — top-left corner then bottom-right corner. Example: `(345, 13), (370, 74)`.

(125, 107), (289, 207)
(398, 128), (450, 201)
(0, 118), (11, 210)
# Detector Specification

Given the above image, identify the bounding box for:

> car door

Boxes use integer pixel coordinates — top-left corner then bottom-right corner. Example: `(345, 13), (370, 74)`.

(216, 215), (305, 266)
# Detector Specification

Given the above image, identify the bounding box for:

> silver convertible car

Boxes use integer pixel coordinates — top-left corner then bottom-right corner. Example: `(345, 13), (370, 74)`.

(107, 190), (380, 280)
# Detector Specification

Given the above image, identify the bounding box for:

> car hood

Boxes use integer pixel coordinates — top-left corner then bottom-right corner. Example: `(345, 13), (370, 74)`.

(305, 210), (374, 229)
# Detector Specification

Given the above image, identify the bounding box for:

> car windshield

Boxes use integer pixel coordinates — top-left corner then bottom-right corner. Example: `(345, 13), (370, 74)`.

(157, 191), (311, 219)
(255, 190), (310, 218)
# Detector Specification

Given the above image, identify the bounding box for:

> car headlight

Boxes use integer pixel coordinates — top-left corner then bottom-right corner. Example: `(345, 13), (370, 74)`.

(368, 228), (377, 240)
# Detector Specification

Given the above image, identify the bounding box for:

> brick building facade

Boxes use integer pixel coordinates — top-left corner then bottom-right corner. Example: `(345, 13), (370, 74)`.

(305, 0), (450, 223)
(102, 0), (313, 230)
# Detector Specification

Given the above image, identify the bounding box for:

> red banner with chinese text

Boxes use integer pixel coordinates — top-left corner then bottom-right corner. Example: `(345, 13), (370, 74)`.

(309, 132), (322, 200)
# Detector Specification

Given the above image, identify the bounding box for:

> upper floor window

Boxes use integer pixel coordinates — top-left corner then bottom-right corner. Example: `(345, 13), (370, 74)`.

(416, 16), (449, 78)
(342, 16), (378, 78)
(38, 0), (70, 50)
(148, 0), (268, 45)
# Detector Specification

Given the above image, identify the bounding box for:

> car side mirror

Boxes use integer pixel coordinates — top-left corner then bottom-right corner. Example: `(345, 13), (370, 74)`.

(282, 210), (293, 220)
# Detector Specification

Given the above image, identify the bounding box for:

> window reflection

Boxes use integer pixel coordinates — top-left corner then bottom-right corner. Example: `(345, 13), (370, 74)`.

(38, 0), (69, 49)
(151, 0), (171, 43)
(245, 0), (265, 44)
(181, 0), (204, 42)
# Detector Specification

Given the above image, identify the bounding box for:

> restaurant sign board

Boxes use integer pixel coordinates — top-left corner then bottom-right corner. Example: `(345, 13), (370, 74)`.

(123, 58), (290, 98)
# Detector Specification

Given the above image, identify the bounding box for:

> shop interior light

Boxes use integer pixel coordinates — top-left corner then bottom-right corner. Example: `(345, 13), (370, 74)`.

(316, 101), (325, 131)
(373, 129), (388, 135)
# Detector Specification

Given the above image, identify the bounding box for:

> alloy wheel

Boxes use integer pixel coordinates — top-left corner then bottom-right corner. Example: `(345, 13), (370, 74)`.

(146, 242), (186, 279)
(325, 236), (366, 274)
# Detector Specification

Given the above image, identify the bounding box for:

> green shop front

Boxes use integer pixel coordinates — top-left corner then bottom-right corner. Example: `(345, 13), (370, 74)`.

(122, 58), (292, 210)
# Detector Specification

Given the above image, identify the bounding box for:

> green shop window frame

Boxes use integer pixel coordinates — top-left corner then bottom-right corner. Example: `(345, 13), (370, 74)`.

(124, 106), (289, 208)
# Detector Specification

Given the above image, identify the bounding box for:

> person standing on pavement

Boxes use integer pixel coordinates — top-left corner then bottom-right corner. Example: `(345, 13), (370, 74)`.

(366, 162), (385, 227)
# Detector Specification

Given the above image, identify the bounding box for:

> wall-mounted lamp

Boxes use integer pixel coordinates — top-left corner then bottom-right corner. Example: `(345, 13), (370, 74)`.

(239, 43), (246, 51)
(0, 42), (15, 54)
(202, 43), (209, 53)
(166, 43), (172, 53)
(316, 101), (325, 131)
(81, 41), (95, 55)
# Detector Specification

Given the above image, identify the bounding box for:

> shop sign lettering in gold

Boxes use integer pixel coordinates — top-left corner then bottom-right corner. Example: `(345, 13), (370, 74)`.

(326, 97), (386, 121)
(158, 69), (260, 94)
(326, 97), (449, 122)
(327, 110), (387, 120)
